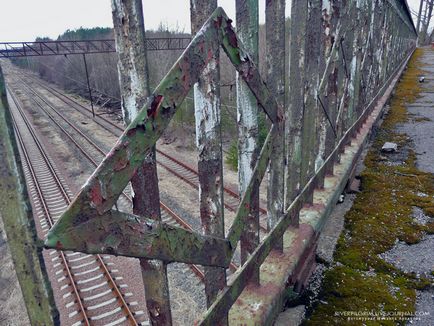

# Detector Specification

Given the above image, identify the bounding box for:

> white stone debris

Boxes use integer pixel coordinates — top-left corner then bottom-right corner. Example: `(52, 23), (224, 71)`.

(381, 142), (398, 152)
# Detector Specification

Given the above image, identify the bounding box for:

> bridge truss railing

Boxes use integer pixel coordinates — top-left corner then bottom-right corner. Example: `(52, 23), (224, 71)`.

(41, 1), (417, 325)
(0, 37), (191, 58)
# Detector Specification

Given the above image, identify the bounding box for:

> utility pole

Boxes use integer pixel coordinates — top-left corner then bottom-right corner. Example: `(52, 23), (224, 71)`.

(286, 0), (308, 212)
(81, 54), (95, 117)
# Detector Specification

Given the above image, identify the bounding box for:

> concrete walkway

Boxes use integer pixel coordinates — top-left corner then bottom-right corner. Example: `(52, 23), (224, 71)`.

(399, 47), (434, 174)
(394, 46), (434, 326)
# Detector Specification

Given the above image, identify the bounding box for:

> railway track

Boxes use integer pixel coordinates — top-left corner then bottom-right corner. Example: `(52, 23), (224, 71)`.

(7, 86), (144, 326)
(20, 71), (269, 232)
(12, 75), (215, 278)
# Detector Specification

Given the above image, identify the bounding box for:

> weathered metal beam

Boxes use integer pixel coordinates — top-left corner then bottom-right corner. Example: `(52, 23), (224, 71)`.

(347, 0), (365, 134)
(300, 0), (322, 204)
(416, 0), (424, 32)
(236, 0), (260, 284)
(227, 125), (274, 249)
(0, 66), (57, 326)
(316, 1), (338, 181)
(286, 0), (308, 211)
(111, 0), (172, 324)
(322, 0), (342, 176)
(265, 0), (285, 251)
(46, 209), (232, 266)
(190, 0), (227, 311)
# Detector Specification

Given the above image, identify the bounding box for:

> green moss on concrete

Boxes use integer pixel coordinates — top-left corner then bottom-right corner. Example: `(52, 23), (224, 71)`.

(306, 49), (434, 325)
(0, 66), (57, 325)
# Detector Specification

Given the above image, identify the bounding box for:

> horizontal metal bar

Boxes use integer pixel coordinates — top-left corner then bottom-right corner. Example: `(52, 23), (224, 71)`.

(45, 209), (232, 267)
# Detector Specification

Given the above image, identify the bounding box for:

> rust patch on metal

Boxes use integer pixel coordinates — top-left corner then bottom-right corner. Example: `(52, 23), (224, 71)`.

(147, 94), (164, 119)
(90, 182), (103, 206)
(224, 19), (238, 49)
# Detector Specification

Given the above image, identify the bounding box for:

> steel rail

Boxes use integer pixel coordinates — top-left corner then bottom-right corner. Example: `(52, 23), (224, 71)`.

(9, 98), (91, 326)
(7, 85), (139, 326)
(12, 120), (91, 326)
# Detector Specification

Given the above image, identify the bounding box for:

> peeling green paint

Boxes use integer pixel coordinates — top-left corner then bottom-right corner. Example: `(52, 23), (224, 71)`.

(0, 66), (56, 325)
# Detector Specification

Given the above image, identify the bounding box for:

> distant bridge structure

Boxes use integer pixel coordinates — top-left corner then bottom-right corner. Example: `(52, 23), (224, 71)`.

(0, 37), (191, 58)
(0, 37), (191, 117)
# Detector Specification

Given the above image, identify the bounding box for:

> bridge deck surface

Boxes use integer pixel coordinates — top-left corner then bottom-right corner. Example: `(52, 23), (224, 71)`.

(293, 47), (434, 325)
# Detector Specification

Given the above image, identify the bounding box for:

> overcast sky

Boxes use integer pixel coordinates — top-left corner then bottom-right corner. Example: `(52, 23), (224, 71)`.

(0, 0), (425, 42)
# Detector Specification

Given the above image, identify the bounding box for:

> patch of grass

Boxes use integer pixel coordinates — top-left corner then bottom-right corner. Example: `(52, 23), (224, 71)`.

(225, 111), (269, 171)
(306, 48), (434, 325)
(226, 139), (238, 171)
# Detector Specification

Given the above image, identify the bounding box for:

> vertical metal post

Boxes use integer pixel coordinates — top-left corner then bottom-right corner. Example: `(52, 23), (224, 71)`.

(323, 0), (341, 176)
(335, 2), (354, 146)
(347, 0), (364, 133)
(0, 66), (57, 326)
(417, 0), (425, 33)
(265, 0), (285, 251)
(300, 0), (322, 204)
(286, 0), (308, 220)
(315, 0), (333, 188)
(236, 0), (260, 285)
(111, 0), (172, 325)
(81, 53), (95, 117)
(190, 0), (227, 316)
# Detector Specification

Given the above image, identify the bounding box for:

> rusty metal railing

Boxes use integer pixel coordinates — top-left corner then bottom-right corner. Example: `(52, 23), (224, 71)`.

(43, 1), (417, 325)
